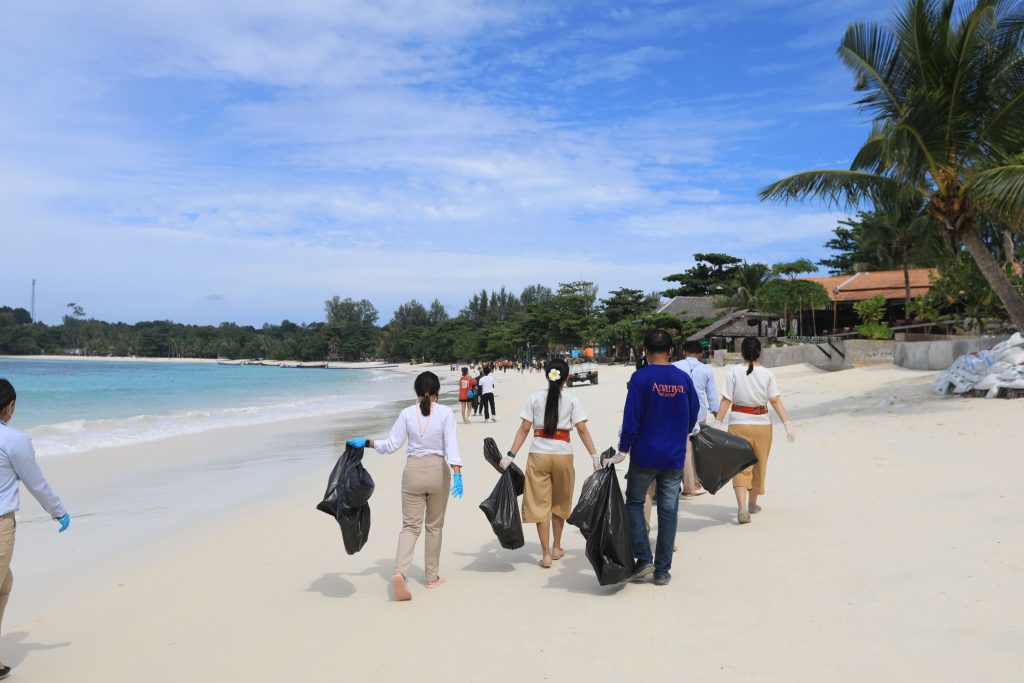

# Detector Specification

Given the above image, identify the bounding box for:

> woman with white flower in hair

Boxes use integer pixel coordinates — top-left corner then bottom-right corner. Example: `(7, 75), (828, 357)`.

(501, 359), (598, 568)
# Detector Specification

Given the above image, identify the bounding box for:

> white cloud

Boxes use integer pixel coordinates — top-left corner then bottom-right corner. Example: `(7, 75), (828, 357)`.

(0, 0), (874, 324)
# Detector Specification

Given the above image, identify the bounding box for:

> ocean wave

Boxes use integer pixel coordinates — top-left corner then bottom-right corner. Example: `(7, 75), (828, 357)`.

(29, 394), (392, 456)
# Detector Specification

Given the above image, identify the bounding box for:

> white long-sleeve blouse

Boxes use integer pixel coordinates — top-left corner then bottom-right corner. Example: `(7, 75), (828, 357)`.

(372, 403), (462, 466)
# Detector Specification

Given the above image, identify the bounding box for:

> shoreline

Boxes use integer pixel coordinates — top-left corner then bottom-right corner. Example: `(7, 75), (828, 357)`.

(0, 354), (410, 369)
(1, 357), (445, 456)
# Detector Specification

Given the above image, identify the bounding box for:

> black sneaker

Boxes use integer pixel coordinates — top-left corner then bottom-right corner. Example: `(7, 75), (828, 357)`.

(0, 664), (12, 680)
(629, 562), (654, 582)
(653, 572), (672, 586)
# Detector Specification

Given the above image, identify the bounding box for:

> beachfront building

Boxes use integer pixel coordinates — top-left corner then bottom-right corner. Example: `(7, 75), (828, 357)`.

(655, 295), (718, 321)
(801, 268), (937, 333)
(685, 310), (783, 351)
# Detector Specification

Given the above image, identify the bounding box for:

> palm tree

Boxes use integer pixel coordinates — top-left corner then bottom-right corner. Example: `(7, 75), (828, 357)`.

(760, 0), (1024, 330)
(856, 200), (938, 305)
(729, 262), (772, 308)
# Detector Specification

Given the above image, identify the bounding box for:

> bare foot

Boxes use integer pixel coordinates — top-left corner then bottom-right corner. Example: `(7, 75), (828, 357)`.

(551, 548), (565, 561)
(539, 556), (552, 568)
(425, 576), (445, 589)
(391, 573), (412, 601)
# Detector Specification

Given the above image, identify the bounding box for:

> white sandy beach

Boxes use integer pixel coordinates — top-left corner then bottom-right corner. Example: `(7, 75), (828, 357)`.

(3, 362), (1022, 681)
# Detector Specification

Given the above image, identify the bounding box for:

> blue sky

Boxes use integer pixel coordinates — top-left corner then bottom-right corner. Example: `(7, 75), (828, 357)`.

(0, 0), (892, 326)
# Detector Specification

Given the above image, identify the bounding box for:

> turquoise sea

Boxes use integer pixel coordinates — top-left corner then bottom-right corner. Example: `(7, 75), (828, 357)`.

(0, 359), (412, 455)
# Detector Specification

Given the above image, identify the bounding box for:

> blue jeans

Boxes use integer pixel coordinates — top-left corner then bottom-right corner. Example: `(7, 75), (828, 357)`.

(625, 464), (684, 576)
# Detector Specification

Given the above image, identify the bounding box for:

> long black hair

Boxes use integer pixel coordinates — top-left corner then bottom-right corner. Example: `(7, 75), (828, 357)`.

(740, 337), (762, 375)
(0, 379), (14, 413)
(542, 359), (570, 435)
(414, 371), (441, 417)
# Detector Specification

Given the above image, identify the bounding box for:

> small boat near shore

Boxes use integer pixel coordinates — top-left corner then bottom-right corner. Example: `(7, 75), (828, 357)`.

(217, 359), (245, 366)
(280, 361), (328, 369)
(259, 360), (281, 367)
(326, 363), (399, 370)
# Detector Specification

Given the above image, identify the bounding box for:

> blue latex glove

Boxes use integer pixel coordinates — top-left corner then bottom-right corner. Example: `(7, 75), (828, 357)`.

(451, 473), (463, 499)
(56, 513), (70, 533)
(346, 438), (368, 448)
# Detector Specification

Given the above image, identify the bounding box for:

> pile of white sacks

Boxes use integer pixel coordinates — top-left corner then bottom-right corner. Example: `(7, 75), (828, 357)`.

(933, 332), (1024, 397)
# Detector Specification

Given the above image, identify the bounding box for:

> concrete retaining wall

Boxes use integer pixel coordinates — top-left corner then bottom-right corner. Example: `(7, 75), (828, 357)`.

(893, 336), (1007, 371)
(712, 336), (1012, 372)
(845, 340), (896, 366)
(714, 340), (894, 371)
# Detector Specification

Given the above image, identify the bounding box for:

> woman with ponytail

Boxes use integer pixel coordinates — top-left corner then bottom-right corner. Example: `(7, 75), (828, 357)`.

(502, 359), (598, 568)
(346, 371), (462, 601)
(713, 337), (795, 525)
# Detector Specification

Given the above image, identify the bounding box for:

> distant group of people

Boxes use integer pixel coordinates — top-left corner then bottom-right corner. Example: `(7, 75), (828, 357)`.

(457, 365), (497, 423)
(347, 330), (794, 600)
(450, 359), (540, 376)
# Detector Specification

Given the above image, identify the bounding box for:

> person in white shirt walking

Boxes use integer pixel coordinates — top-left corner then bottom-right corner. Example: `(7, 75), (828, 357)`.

(347, 372), (462, 602)
(0, 379), (71, 680)
(713, 338), (795, 524)
(500, 359), (599, 568)
(478, 367), (497, 422)
(673, 341), (720, 498)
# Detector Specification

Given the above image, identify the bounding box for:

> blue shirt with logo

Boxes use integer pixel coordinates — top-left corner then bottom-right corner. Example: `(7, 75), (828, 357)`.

(618, 364), (699, 469)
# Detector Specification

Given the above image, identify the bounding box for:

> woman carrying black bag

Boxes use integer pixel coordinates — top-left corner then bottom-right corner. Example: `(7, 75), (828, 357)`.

(501, 359), (599, 568)
(713, 337), (795, 525)
(347, 371), (462, 602)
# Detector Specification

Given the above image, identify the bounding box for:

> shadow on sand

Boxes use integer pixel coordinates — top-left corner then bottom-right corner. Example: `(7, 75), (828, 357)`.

(305, 573), (357, 599)
(0, 631), (70, 668)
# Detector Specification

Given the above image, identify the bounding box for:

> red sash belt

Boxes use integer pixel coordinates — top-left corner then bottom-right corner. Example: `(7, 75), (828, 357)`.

(535, 429), (571, 443)
(733, 405), (768, 416)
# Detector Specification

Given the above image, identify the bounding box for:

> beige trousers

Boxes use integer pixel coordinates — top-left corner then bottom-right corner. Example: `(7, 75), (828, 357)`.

(522, 453), (575, 523)
(730, 424), (773, 495)
(0, 513), (15, 634)
(682, 427), (701, 494)
(395, 455), (451, 582)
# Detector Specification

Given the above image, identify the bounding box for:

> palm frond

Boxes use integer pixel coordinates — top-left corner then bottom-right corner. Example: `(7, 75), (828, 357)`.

(850, 124), (889, 172)
(758, 170), (913, 209)
(970, 164), (1024, 227)
(894, 0), (941, 88)
(981, 27), (1024, 150)
(994, 0), (1024, 49)
(946, 1), (998, 137)
(838, 22), (906, 118)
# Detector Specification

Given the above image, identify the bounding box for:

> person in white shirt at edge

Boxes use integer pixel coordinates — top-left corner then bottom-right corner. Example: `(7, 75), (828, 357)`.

(346, 372), (462, 602)
(673, 340), (721, 498)
(478, 367), (497, 422)
(0, 379), (71, 681)
(712, 337), (795, 525)
(499, 359), (599, 569)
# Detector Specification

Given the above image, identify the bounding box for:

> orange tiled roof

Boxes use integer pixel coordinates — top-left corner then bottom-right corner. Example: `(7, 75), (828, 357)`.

(802, 268), (937, 302)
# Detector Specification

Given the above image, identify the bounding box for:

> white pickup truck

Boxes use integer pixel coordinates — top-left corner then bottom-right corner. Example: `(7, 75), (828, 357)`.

(566, 362), (599, 386)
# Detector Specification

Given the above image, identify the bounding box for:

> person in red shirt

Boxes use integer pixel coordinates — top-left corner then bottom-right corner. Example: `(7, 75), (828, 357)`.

(458, 367), (477, 424)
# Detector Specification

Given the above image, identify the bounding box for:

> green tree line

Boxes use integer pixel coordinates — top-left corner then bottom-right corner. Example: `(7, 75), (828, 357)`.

(1, 251), (840, 362)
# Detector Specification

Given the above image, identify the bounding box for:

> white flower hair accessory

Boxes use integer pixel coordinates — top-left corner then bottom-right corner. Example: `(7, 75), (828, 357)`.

(548, 369), (562, 382)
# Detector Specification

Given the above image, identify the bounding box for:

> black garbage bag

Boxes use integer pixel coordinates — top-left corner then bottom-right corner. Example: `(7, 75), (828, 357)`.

(690, 425), (758, 495)
(482, 437), (525, 496)
(566, 448), (617, 540)
(569, 463), (635, 586)
(338, 505), (371, 555)
(317, 445), (375, 554)
(479, 468), (525, 550)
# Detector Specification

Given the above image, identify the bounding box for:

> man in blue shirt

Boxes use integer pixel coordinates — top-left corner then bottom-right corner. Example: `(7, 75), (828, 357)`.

(614, 330), (699, 586)
(673, 341), (721, 498)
